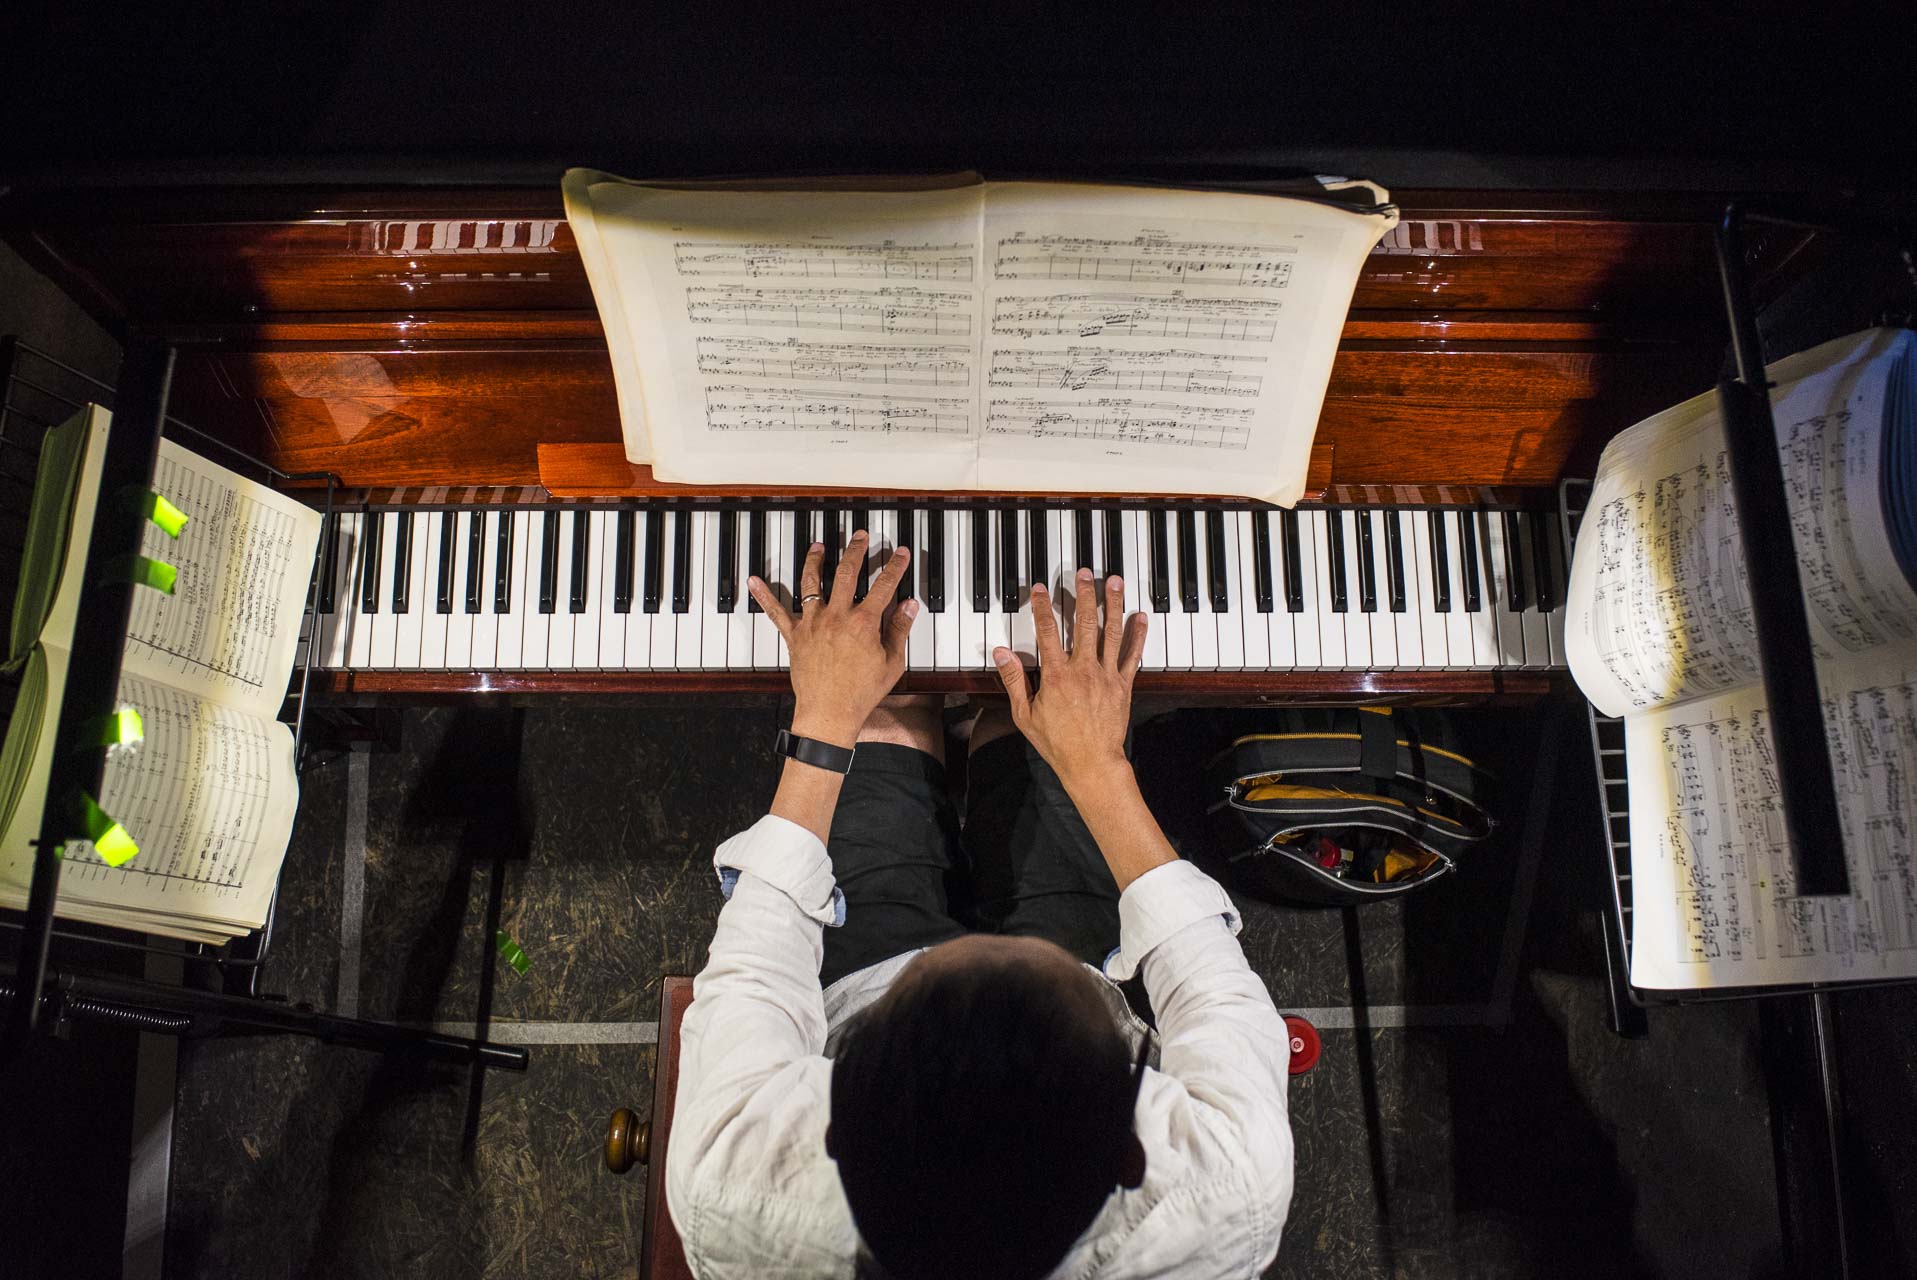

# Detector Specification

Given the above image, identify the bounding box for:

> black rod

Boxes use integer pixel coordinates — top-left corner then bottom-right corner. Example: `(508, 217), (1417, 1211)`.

(4, 337), (175, 1057)
(1714, 206), (1849, 897)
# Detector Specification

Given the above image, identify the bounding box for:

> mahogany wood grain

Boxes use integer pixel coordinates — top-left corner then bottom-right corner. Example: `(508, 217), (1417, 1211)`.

(308, 669), (1560, 703)
(642, 976), (695, 1280)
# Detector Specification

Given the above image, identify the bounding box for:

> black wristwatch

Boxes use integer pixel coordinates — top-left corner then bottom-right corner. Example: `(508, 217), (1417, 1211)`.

(775, 729), (857, 775)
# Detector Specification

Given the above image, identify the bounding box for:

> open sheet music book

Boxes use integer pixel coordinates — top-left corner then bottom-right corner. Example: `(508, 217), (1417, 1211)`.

(1565, 328), (1917, 990)
(563, 171), (1398, 506)
(0, 406), (323, 943)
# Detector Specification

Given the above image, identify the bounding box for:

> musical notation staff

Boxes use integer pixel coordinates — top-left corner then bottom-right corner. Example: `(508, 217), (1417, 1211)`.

(995, 234), (1297, 287)
(696, 337), (972, 387)
(687, 285), (974, 336)
(703, 386), (972, 436)
(991, 292), (1282, 342)
(987, 346), (1265, 398)
(675, 240), (975, 281)
(985, 398), (1254, 450)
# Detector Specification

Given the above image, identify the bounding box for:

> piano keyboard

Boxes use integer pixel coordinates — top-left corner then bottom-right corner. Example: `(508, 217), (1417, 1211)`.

(299, 503), (1567, 675)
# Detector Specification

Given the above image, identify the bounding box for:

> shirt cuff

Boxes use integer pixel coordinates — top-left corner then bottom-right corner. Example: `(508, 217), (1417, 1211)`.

(1102, 860), (1241, 981)
(714, 814), (846, 927)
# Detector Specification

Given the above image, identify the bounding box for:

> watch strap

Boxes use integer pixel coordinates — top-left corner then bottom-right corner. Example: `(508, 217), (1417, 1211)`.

(775, 728), (857, 775)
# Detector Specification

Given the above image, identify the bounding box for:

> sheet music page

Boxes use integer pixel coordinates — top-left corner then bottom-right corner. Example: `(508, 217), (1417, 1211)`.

(577, 183), (988, 490)
(0, 666), (296, 937)
(1625, 645), (1917, 989)
(1566, 328), (1917, 717)
(976, 183), (1392, 505)
(120, 438), (325, 719)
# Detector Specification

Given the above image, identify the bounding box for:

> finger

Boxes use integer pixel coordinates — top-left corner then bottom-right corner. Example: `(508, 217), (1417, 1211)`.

(798, 542), (826, 610)
(1030, 582), (1065, 666)
(1101, 575), (1125, 665)
(748, 576), (795, 640)
(993, 645), (1032, 726)
(1071, 568), (1098, 662)
(862, 545), (912, 615)
(1117, 611), (1149, 680)
(883, 597), (919, 665)
(829, 529), (867, 609)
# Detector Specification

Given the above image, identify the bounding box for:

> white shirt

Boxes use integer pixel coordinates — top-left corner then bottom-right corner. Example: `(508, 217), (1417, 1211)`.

(668, 815), (1295, 1279)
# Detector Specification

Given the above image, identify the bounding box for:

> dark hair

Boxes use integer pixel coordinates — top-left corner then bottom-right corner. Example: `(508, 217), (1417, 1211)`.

(829, 952), (1136, 1280)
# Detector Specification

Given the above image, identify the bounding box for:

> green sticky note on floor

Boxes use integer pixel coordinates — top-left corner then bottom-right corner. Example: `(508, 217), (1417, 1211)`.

(495, 930), (531, 974)
(78, 791), (138, 867)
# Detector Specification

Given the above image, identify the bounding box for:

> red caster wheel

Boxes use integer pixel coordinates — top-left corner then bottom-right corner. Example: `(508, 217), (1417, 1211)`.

(1284, 1015), (1321, 1075)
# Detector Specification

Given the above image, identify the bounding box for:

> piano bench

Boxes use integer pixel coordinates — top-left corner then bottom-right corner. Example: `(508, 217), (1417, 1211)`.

(604, 974), (695, 1280)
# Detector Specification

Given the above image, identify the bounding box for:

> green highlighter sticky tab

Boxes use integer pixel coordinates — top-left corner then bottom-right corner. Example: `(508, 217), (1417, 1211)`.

(139, 490), (189, 538)
(102, 554), (177, 595)
(79, 707), (145, 749)
(77, 792), (138, 867)
(495, 930), (531, 975)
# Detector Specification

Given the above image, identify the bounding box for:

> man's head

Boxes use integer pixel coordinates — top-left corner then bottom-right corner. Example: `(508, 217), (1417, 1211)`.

(826, 934), (1146, 1280)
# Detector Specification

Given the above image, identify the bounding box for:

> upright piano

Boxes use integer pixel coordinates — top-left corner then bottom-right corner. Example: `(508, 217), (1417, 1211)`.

(1, 183), (1815, 705)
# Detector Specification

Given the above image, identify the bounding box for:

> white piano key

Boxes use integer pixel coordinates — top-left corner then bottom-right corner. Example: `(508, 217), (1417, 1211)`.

(415, 511), (446, 669)
(1363, 512), (1399, 670)
(1133, 510), (1168, 671)
(1409, 510), (1447, 670)
(1307, 512), (1344, 668)
(1335, 510), (1371, 670)
(672, 510), (702, 667)
(368, 512), (400, 669)
(752, 511), (784, 671)
(1258, 512), (1296, 669)
(1440, 512), (1475, 670)
(596, 512), (624, 670)
(903, 507), (934, 670)
(723, 511), (753, 671)
(1482, 513), (1527, 668)
(624, 510), (654, 670)
(519, 514), (552, 670)
(984, 511), (1014, 666)
(546, 510), (578, 667)
(1543, 515), (1568, 668)
(1515, 514), (1551, 670)
(320, 513), (361, 668)
(1008, 509), (1038, 666)
(1388, 510), (1423, 669)
(575, 510), (604, 669)
(688, 512), (719, 669)
(1117, 509), (1145, 622)
(1217, 512), (1247, 671)
(1461, 512), (1499, 669)
(1043, 508), (1068, 655)
(470, 512), (501, 669)
(1189, 515), (1220, 671)
(930, 509), (959, 671)
(346, 514), (378, 670)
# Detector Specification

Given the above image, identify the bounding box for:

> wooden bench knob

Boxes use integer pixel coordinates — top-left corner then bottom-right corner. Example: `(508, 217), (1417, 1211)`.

(604, 1106), (651, 1173)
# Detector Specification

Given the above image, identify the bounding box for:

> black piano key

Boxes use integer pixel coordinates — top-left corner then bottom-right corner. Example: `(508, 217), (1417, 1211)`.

(493, 509), (514, 614)
(671, 508), (693, 614)
(716, 508), (738, 613)
(851, 506), (870, 603)
(1501, 511), (1529, 610)
(821, 508), (843, 601)
(1148, 509), (1171, 613)
(1102, 507), (1125, 584)
(614, 509), (635, 614)
(537, 509), (560, 614)
(317, 513), (340, 613)
(1175, 509), (1199, 612)
(792, 504), (813, 615)
(1428, 509), (1452, 612)
(360, 510), (382, 614)
(436, 511), (456, 613)
(1354, 510), (1378, 613)
(1528, 509), (1557, 611)
(1028, 506), (1048, 594)
(1251, 510), (1275, 613)
(643, 508), (665, 614)
(1458, 510), (1483, 612)
(925, 506), (946, 612)
(970, 509), (990, 611)
(746, 508), (766, 614)
(1383, 509), (1407, 613)
(391, 511), (414, 614)
(465, 511), (486, 614)
(1074, 508), (1094, 573)
(1325, 509), (1348, 613)
(569, 509), (591, 613)
(999, 507), (1019, 613)
(894, 505), (915, 605)
(1279, 509), (1304, 613)
(1205, 510), (1229, 612)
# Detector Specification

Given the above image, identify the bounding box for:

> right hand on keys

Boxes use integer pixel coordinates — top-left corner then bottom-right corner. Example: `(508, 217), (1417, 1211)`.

(993, 569), (1148, 790)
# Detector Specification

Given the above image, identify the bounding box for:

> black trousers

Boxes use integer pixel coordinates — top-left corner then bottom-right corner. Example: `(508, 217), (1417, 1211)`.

(819, 737), (1123, 989)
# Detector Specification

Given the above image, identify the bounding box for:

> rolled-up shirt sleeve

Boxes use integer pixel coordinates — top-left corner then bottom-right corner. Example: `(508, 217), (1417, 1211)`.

(667, 816), (840, 1256)
(1113, 860), (1295, 1270)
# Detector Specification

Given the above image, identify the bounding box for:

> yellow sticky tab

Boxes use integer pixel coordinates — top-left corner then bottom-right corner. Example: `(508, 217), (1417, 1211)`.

(78, 792), (138, 867)
(141, 491), (189, 538)
(103, 554), (177, 595)
(80, 707), (145, 748)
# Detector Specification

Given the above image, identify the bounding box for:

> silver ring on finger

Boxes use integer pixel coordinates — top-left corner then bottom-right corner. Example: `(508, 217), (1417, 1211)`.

(801, 593), (823, 604)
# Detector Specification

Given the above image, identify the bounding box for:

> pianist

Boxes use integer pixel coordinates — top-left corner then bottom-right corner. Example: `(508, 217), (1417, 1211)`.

(667, 529), (1294, 1279)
